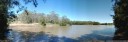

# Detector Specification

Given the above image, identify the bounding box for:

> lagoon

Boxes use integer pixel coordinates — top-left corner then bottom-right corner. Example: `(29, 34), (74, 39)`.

(8, 25), (115, 42)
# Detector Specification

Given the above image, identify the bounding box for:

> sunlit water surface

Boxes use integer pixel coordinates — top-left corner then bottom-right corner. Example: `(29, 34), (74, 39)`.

(8, 25), (115, 42)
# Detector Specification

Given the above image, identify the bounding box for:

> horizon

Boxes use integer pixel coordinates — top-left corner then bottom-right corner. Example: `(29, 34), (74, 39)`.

(13, 0), (114, 23)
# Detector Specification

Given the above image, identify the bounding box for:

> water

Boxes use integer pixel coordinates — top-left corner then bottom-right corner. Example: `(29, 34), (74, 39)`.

(8, 25), (115, 42)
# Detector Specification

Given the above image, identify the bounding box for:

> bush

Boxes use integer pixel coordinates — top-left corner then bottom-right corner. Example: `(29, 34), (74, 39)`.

(40, 21), (46, 26)
(38, 17), (46, 26)
(60, 23), (67, 26)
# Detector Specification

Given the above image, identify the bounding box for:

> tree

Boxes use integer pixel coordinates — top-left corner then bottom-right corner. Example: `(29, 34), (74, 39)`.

(113, 0), (128, 40)
(0, 0), (45, 40)
(18, 10), (47, 25)
(38, 13), (46, 26)
(47, 11), (59, 24)
(60, 16), (70, 26)
(18, 10), (34, 23)
(92, 22), (100, 25)
(7, 11), (17, 24)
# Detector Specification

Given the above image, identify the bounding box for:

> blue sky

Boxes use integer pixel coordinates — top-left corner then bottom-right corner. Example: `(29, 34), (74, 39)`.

(16, 0), (114, 23)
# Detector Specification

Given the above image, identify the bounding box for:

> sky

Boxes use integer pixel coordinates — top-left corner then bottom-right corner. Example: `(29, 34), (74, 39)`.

(15, 0), (114, 23)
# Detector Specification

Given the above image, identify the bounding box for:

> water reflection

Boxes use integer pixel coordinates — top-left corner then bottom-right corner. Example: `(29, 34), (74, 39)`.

(8, 25), (115, 42)
(8, 31), (77, 42)
(42, 25), (115, 39)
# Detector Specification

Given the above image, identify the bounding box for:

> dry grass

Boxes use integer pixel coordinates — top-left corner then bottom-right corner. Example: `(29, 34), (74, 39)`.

(9, 21), (61, 32)
(9, 23), (43, 32)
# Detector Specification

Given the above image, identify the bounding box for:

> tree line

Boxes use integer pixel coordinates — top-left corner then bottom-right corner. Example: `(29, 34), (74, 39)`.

(10, 10), (113, 26)
(70, 21), (113, 25)
(11, 10), (70, 26)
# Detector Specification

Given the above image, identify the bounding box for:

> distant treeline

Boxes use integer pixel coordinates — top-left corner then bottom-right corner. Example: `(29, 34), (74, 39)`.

(70, 21), (100, 25)
(70, 21), (113, 25)
(100, 23), (113, 25)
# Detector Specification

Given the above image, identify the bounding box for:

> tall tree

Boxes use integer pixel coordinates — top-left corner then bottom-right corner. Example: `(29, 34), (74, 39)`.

(113, 0), (128, 40)
(0, 0), (45, 40)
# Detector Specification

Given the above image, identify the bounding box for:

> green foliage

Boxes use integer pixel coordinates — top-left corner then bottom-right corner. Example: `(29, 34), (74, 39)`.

(70, 21), (100, 25)
(100, 23), (113, 25)
(93, 22), (100, 25)
(59, 16), (70, 26)
(40, 20), (46, 26)
(7, 12), (17, 24)
(17, 10), (114, 26)
(0, 0), (44, 40)
(18, 11), (70, 26)
(46, 11), (59, 24)
(113, 0), (128, 29)
(18, 10), (32, 23)
(39, 17), (46, 26)
(113, 0), (128, 40)
(60, 22), (67, 26)
(0, 0), (8, 40)
(18, 10), (46, 24)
